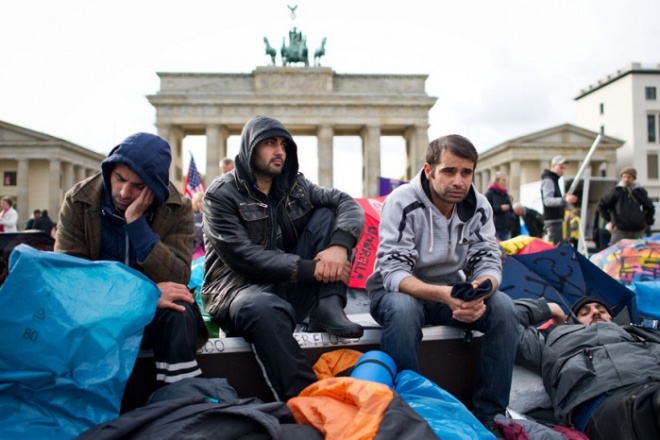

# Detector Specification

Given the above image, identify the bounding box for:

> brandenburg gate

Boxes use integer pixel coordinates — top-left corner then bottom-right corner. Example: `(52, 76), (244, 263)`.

(147, 66), (436, 197)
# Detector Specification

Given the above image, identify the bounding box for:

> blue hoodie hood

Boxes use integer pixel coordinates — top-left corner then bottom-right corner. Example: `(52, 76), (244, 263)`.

(101, 132), (172, 207)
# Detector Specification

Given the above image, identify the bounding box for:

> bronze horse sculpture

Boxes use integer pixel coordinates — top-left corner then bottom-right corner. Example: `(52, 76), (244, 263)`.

(314, 37), (326, 66)
(263, 37), (277, 66)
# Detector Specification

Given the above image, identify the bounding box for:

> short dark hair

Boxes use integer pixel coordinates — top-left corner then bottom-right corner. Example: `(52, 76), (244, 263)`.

(426, 135), (479, 169)
(33, 209), (41, 215)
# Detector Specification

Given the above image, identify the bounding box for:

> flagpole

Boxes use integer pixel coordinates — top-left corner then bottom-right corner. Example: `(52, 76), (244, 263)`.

(566, 134), (602, 195)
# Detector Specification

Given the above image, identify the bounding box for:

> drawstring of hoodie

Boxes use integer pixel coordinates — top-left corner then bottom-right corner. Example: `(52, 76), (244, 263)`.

(428, 206), (434, 253)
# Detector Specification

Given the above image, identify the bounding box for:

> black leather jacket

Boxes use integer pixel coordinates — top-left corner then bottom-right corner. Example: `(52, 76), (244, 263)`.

(201, 116), (364, 319)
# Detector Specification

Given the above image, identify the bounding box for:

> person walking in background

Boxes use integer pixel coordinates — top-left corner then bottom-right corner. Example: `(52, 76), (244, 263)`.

(512, 203), (544, 238)
(485, 171), (515, 241)
(598, 167), (655, 245)
(541, 155), (578, 245)
(56, 132), (207, 385)
(24, 209), (41, 230)
(33, 209), (54, 235)
(0, 197), (18, 233)
(191, 192), (205, 260)
(220, 157), (234, 175)
(367, 134), (519, 437)
(202, 116), (364, 401)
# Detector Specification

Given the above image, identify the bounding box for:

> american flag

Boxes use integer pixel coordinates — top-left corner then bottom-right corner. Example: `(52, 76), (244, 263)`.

(184, 155), (205, 198)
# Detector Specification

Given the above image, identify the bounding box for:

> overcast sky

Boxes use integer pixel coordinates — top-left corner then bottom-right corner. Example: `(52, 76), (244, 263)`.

(2, 0), (659, 197)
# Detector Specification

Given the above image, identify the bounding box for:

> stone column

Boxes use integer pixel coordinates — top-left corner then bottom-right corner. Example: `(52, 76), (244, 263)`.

(361, 125), (381, 197)
(605, 161), (616, 177)
(16, 159), (29, 226)
(205, 124), (223, 186)
(63, 162), (75, 196)
(482, 169), (491, 193)
(317, 125), (334, 188)
(474, 171), (483, 194)
(49, 160), (62, 220)
(157, 124), (172, 177)
(74, 165), (85, 184)
(157, 124), (170, 143)
(167, 126), (184, 186)
(405, 126), (429, 179)
(509, 160), (521, 203)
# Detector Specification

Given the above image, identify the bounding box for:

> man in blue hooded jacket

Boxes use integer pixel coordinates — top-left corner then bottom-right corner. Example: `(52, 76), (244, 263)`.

(56, 132), (207, 385)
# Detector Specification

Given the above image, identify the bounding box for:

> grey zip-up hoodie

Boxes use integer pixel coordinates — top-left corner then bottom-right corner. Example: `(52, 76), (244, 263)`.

(367, 170), (502, 295)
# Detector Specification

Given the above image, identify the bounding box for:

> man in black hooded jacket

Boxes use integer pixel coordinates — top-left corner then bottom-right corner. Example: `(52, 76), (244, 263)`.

(202, 116), (365, 401)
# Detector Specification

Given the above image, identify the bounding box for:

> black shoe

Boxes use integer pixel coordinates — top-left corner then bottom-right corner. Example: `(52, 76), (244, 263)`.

(481, 420), (504, 439)
(308, 296), (364, 338)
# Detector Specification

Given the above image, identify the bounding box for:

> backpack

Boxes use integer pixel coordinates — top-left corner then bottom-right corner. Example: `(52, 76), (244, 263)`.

(614, 188), (647, 231)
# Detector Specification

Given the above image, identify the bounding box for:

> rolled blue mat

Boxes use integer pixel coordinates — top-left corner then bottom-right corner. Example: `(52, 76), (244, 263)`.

(350, 350), (397, 388)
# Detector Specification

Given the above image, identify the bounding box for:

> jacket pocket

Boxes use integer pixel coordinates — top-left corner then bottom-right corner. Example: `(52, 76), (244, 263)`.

(238, 202), (270, 245)
(286, 185), (314, 222)
(552, 348), (597, 407)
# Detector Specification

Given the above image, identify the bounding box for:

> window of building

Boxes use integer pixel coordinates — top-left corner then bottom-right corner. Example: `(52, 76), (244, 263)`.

(599, 103), (604, 114)
(648, 114), (657, 142)
(3, 172), (16, 186)
(646, 86), (657, 100)
(648, 153), (659, 179)
(600, 125), (605, 134)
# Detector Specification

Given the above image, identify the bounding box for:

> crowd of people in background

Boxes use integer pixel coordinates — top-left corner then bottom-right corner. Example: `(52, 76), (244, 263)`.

(0, 201), (56, 237)
(484, 158), (655, 250)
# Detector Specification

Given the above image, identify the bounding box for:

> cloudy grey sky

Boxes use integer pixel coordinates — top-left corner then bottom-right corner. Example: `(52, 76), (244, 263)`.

(2, 0), (659, 196)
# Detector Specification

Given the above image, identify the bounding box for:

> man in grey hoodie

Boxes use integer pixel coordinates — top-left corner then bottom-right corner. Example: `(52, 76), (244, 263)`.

(367, 134), (520, 432)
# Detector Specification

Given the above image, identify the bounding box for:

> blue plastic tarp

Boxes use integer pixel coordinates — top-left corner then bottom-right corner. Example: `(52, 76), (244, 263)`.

(0, 245), (160, 439)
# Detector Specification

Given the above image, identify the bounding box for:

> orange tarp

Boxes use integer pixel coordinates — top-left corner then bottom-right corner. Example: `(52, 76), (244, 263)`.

(287, 377), (393, 440)
(312, 348), (363, 380)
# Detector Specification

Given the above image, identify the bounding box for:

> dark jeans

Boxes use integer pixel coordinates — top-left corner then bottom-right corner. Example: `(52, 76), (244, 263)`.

(544, 220), (564, 245)
(610, 226), (646, 245)
(369, 289), (520, 420)
(223, 208), (347, 401)
(495, 230), (512, 241)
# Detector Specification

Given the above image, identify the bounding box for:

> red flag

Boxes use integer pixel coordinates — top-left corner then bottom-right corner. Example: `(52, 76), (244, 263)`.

(184, 155), (205, 198)
(349, 195), (387, 289)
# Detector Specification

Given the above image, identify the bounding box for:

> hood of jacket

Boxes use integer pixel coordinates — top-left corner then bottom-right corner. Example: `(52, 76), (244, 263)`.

(101, 132), (172, 207)
(541, 169), (559, 181)
(235, 116), (299, 196)
(617, 181), (641, 189)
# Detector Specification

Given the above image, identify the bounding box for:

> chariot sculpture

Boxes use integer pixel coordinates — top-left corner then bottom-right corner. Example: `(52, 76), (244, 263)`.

(262, 5), (326, 67)
(281, 27), (309, 66)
